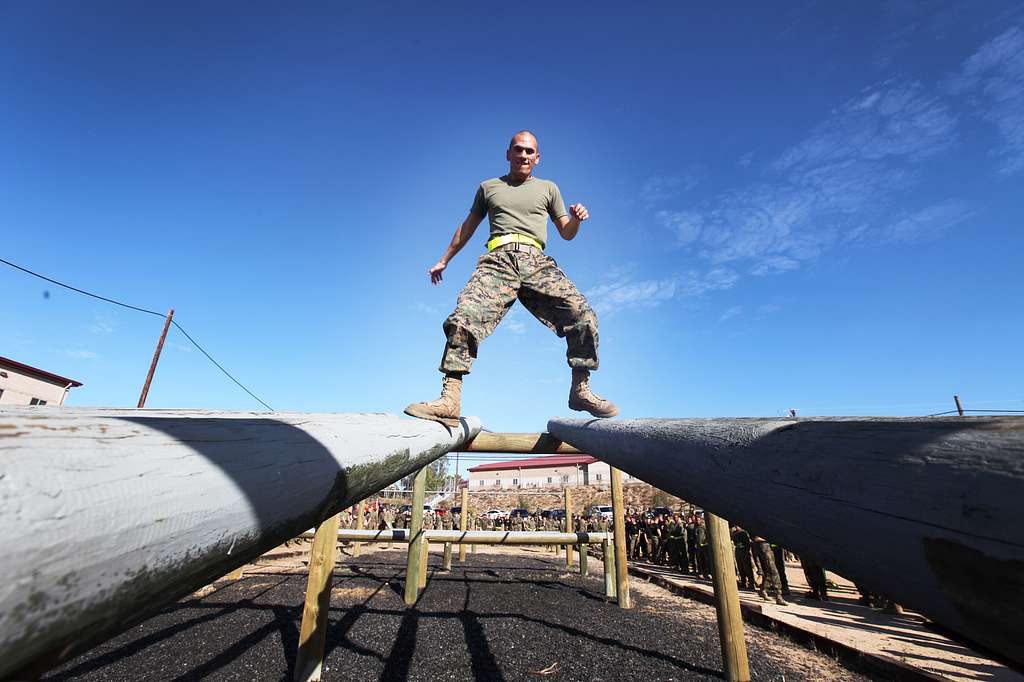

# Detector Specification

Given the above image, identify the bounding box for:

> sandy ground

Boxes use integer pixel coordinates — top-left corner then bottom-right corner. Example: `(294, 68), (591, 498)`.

(45, 543), (869, 682)
(625, 555), (1022, 682)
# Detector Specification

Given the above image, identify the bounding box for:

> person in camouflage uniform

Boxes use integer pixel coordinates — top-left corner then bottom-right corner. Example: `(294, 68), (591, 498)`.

(405, 131), (618, 423)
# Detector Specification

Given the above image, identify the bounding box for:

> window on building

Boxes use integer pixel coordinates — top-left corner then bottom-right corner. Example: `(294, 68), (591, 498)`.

(478, 480), (484, 486)
(512, 479), (518, 485)
(561, 475), (569, 483)
(29, 398), (47, 406)
(0, 388), (4, 400)
(595, 473), (602, 481)
(547, 477), (552, 483)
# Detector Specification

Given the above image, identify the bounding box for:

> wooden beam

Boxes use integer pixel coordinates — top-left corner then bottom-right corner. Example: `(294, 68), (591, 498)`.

(463, 432), (580, 454)
(458, 487), (468, 562)
(405, 466), (427, 605)
(706, 512), (750, 682)
(564, 487), (573, 567)
(308, 529), (614, 544)
(294, 512), (341, 682)
(609, 467), (631, 609)
(548, 416), (1024, 665)
(0, 408), (481, 679)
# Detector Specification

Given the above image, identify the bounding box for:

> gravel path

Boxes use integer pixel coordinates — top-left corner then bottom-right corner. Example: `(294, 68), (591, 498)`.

(46, 546), (870, 681)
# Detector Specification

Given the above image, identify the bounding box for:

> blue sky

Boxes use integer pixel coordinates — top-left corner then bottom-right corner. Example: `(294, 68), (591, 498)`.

(3, 2), (1023, 475)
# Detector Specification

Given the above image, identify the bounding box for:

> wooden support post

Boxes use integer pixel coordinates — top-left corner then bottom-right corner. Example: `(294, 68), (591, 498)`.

(706, 513), (750, 681)
(294, 512), (341, 682)
(404, 467), (427, 605)
(459, 487), (468, 562)
(610, 467), (631, 608)
(579, 542), (588, 575)
(442, 542), (453, 571)
(603, 539), (616, 599)
(418, 535), (428, 589)
(353, 501), (364, 557)
(564, 487), (573, 567)
(137, 308), (174, 408)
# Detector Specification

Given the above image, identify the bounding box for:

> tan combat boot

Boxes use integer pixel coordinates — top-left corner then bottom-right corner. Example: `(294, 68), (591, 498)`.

(404, 374), (462, 425)
(568, 368), (619, 418)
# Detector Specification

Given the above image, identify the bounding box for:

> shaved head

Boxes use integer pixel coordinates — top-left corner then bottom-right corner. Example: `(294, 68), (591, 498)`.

(509, 130), (539, 150)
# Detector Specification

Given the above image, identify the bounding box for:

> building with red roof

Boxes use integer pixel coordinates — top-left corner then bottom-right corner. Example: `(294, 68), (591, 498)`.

(0, 356), (83, 407)
(467, 454), (618, 489)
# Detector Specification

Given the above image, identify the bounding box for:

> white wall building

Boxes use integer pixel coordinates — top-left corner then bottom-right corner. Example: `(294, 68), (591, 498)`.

(0, 356), (82, 406)
(467, 455), (637, 489)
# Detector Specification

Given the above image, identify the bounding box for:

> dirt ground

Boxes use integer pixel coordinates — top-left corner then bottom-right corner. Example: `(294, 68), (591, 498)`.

(45, 543), (869, 682)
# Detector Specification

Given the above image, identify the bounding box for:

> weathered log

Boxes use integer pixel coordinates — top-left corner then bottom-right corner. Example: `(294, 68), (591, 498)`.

(0, 407), (480, 678)
(463, 432), (580, 454)
(548, 416), (1024, 665)
(300, 529), (613, 544)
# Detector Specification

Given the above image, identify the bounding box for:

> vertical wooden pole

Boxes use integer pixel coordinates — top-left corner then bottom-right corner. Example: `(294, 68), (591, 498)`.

(353, 500), (364, 557)
(954, 394), (965, 416)
(610, 467), (631, 608)
(603, 539), (616, 598)
(418, 536), (428, 589)
(137, 309), (174, 408)
(459, 487), (468, 562)
(706, 512), (750, 682)
(294, 512), (341, 682)
(564, 487), (573, 567)
(579, 542), (588, 575)
(442, 542), (453, 571)
(404, 467), (426, 605)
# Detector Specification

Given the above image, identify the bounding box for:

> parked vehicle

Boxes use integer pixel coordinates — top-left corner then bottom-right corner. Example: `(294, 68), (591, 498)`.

(509, 508), (530, 519)
(541, 509), (565, 520)
(650, 506), (672, 517)
(587, 505), (613, 520)
(484, 509), (506, 520)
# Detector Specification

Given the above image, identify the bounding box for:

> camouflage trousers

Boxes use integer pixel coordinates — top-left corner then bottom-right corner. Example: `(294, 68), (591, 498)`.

(439, 248), (599, 374)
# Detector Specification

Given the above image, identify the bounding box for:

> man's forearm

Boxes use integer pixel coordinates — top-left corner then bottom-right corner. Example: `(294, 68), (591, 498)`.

(559, 217), (581, 241)
(439, 216), (481, 265)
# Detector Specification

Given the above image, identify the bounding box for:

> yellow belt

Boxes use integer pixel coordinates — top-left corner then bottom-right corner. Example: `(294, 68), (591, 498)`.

(486, 233), (544, 252)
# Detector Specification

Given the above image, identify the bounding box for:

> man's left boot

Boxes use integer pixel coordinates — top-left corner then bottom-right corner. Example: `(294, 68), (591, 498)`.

(568, 368), (619, 418)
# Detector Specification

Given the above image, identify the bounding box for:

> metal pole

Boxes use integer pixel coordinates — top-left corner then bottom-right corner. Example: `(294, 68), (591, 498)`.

(137, 308), (174, 408)
(459, 487), (468, 562)
(294, 512), (341, 682)
(706, 513), (750, 682)
(610, 467), (631, 608)
(404, 467), (426, 605)
(955, 394), (965, 416)
(564, 487), (573, 567)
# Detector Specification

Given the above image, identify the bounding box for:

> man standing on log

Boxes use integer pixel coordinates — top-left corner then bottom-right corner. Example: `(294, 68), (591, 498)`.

(405, 130), (619, 424)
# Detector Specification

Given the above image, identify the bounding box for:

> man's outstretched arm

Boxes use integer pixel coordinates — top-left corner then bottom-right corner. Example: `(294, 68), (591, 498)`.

(554, 203), (589, 241)
(429, 211), (485, 284)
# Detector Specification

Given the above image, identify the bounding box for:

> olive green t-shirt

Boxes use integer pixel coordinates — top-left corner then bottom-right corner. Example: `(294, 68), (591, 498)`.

(470, 175), (567, 249)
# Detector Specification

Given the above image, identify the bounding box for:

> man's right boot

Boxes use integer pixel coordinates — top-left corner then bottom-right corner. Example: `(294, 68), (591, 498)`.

(404, 374), (462, 425)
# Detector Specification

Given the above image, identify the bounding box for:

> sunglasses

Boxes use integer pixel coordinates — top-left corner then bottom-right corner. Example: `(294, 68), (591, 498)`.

(511, 145), (536, 155)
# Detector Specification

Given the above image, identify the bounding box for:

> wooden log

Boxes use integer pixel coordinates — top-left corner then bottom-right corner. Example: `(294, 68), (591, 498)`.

(0, 407), (480, 679)
(458, 487), (468, 562)
(464, 432), (580, 454)
(294, 512), (341, 682)
(602, 539), (616, 599)
(353, 500), (364, 556)
(405, 466), (427, 605)
(442, 542), (452, 571)
(548, 416), (1024, 665)
(609, 467), (632, 609)
(308, 529), (614, 544)
(579, 543), (588, 576)
(706, 512), (750, 682)
(564, 487), (573, 567)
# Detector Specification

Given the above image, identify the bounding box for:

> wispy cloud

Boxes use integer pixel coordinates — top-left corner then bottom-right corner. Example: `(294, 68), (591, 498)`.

(64, 349), (98, 360)
(586, 268), (738, 316)
(718, 305), (743, 323)
(90, 317), (116, 335)
(948, 26), (1024, 174)
(640, 168), (702, 207)
(410, 302), (440, 316)
(882, 200), (977, 242)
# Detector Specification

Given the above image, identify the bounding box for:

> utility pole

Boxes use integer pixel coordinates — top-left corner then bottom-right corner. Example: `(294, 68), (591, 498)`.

(138, 309), (174, 408)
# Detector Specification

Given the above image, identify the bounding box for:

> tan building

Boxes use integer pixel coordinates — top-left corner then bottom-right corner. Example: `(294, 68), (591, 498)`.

(0, 356), (82, 406)
(467, 455), (636, 489)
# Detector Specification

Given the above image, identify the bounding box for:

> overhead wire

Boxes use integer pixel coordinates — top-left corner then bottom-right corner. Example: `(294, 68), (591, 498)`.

(1, 256), (274, 411)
